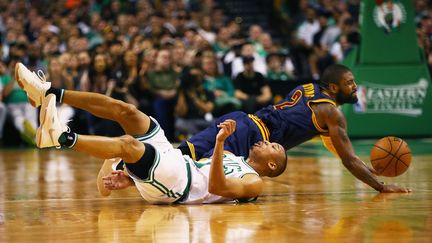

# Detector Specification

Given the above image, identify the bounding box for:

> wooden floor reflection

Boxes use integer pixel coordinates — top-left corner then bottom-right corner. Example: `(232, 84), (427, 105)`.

(0, 146), (431, 242)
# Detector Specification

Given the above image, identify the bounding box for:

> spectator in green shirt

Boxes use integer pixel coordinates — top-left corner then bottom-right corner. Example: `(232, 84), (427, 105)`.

(201, 55), (241, 117)
(144, 48), (179, 141)
(266, 53), (294, 82)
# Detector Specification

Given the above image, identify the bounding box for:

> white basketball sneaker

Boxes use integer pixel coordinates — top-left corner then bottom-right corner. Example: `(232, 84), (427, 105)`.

(15, 62), (51, 107)
(36, 94), (68, 148)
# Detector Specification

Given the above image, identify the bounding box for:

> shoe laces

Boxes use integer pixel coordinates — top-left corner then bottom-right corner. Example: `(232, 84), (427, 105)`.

(64, 121), (71, 133)
(37, 70), (47, 82)
(57, 110), (72, 133)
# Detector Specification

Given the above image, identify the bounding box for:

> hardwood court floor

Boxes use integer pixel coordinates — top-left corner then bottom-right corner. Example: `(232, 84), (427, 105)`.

(0, 139), (431, 242)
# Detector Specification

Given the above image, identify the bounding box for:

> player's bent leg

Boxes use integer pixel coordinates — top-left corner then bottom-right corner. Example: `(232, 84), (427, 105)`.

(74, 134), (145, 163)
(122, 143), (156, 180)
(15, 63), (150, 135)
(38, 94), (145, 161)
(62, 90), (150, 136)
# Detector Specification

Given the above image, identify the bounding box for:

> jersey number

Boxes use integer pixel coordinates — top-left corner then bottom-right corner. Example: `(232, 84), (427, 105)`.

(273, 90), (302, 110)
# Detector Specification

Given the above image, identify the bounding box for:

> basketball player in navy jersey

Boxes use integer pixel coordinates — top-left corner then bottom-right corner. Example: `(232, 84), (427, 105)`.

(178, 64), (411, 193)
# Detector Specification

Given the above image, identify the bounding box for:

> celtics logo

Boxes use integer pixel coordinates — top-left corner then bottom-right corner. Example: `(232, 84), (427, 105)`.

(373, 0), (406, 33)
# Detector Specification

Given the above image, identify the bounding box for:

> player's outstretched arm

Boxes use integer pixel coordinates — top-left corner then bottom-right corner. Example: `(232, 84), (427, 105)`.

(208, 119), (263, 199)
(324, 106), (411, 193)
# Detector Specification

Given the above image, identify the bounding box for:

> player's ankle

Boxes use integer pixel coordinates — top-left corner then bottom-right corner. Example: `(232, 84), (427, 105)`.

(58, 131), (77, 148)
(46, 87), (65, 103)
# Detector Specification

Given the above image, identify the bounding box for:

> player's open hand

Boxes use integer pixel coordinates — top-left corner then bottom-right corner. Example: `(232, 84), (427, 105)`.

(103, 170), (134, 191)
(380, 184), (411, 193)
(216, 119), (236, 142)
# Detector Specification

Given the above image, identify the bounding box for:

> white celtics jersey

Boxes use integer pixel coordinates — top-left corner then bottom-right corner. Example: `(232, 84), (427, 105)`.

(183, 152), (259, 204)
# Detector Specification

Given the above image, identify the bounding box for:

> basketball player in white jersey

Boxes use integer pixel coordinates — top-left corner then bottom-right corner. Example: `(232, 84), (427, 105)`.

(15, 63), (287, 204)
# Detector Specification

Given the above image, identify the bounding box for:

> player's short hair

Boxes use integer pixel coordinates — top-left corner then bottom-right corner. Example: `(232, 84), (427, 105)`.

(319, 64), (352, 89)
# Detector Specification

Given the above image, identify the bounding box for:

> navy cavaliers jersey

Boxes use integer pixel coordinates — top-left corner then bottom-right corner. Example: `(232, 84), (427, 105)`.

(178, 111), (265, 160)
(255, 83), (336, 149)
(178, 83), (335, 161)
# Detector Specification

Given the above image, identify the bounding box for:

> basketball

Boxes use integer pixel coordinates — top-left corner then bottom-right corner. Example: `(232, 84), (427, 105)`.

(370, 136), (412, 177)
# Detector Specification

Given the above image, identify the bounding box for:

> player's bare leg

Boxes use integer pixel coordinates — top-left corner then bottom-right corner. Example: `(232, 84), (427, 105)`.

(38, 94), (147, 196)
(15, 62), (150, 135)
(38, 94), (145, 161)
(18, 63), (154, 196)
(73, 132), (144, 197)
(62, 90), (150, 135)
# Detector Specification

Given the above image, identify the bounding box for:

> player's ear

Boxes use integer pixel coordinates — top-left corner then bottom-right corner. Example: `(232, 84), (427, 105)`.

(268, 161), (277, 171)
(328, 82), (339, 93)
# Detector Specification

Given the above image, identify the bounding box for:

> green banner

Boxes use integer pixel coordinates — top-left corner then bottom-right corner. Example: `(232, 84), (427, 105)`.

(342, 0), (432, 137)
(342, 64), (432, 137)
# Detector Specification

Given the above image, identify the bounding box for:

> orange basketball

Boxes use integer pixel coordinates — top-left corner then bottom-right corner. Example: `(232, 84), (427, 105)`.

(370, 136), (412, 177)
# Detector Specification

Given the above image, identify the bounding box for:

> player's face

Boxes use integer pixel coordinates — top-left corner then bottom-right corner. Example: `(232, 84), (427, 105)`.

(250, 141), (285, 165)
(336, 71), (358, 104)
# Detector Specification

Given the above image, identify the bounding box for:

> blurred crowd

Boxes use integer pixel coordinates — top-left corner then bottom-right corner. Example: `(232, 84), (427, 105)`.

(0, 0), (430, 146)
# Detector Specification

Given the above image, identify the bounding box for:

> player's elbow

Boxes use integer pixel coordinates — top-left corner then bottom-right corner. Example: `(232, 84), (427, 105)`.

(208, 182), (224, 196)
(208, 181), (234, 198)
(208, 186), (217, 195)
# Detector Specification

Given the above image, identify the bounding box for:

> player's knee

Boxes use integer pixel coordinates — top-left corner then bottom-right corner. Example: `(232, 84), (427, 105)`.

(121, 104), (142, 122)
(121, 103), (139, 117)
(119, 135), (137, 149)
(119, 135), (143, 162)
(116, 101), (141, 121)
